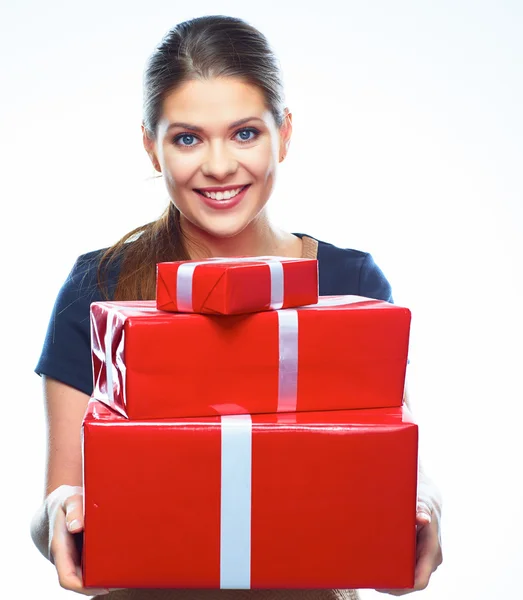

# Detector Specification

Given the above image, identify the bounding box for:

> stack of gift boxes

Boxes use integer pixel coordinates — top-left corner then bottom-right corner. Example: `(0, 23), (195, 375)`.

(82, 256), (418, 591)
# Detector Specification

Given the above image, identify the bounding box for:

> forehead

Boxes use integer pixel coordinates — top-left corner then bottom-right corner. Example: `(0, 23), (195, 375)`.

(160, 77), (271, 127)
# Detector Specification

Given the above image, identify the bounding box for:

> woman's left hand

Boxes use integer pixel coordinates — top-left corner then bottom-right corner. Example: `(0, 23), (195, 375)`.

(377, 476), (443, 595)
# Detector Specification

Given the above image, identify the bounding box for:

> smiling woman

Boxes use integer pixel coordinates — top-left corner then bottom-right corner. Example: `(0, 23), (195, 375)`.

(147, 77), (287, 242)
(30, 13), (442, 600)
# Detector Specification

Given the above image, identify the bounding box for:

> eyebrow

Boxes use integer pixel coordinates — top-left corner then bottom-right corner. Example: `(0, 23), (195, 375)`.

(166, 116), (265, 132)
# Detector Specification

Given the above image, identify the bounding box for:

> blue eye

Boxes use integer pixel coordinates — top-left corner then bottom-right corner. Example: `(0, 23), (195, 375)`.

(235, 128), (259, 143)
(174, 134), (198, 147)
(173, 128), (259, 148)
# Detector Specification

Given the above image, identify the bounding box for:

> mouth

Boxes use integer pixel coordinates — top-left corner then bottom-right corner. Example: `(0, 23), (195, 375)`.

(194, 184), (250, 201)
(193, 184), (252, 211)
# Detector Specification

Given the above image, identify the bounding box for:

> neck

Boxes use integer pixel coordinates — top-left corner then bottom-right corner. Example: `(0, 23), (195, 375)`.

(179, 211), (300, 259)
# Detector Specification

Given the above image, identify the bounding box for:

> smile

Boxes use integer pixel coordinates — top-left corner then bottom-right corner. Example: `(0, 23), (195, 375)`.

(194, 184), (251, 210)
(195, 185), (250, 201)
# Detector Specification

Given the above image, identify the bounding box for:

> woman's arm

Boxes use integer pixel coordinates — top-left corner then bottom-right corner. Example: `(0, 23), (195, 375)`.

(30, 376), (109, 596)
(43, 377), (87, 496)
(31, 377), (87, 555)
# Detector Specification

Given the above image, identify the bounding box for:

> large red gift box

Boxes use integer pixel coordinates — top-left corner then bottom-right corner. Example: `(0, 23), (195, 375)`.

(156, 256), (318, 315)
(91, 296), (411, 420)
(82, 399), (418, 590)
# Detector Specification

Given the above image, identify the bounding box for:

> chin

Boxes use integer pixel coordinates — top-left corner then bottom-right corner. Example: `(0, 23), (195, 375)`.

(194, 210), (263, 240)
(202, 222), (251, 240)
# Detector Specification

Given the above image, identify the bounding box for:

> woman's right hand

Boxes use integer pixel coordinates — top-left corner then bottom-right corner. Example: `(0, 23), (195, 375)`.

(46, 484), (110, 596)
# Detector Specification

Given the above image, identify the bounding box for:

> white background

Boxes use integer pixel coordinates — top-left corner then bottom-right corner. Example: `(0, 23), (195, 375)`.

(0, 1), (522, 598)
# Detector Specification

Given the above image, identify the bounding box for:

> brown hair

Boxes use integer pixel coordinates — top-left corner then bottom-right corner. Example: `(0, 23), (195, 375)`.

(98, 15), (286, 300)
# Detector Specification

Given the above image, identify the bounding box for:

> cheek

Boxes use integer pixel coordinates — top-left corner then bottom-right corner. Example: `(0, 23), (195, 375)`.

(244, 143), (277, 179)
(163, 152), (199, 188)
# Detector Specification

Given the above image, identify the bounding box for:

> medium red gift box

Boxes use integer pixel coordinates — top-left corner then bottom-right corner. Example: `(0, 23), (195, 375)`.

(156, 256), (318, 315)
(82, 399), (418, 590)
(91, 296), (411, 420)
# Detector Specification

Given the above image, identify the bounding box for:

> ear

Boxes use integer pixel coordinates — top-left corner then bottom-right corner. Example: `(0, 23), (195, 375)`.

(142, 124), (162, 172)
(278, 108), (293, 163)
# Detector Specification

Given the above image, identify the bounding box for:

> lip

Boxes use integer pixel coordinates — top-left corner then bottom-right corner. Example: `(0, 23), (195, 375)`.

(195, 184), (250, 210)
(196, 184), (249, 193)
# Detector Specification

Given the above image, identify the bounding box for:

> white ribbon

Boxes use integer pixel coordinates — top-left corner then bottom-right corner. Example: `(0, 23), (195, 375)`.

(277, 310), (299, 412)
(104, 308), (116, 404)
(220, 414), (252, 589)
(176, 257), (286, 312)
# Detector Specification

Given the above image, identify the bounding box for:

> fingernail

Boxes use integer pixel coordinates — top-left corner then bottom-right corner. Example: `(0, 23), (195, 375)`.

(68, 519), (81, 531)
(417, 511), (432, 523)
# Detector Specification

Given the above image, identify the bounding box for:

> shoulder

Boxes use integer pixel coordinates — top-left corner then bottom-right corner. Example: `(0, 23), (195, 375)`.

(47, 246), (121, 328)
(64, 247), (121, 302)
(295, 233), (393, 302)
(35, 247), (121, 395)
(46, 249), (109, 333)
(68, 248), (106, 289)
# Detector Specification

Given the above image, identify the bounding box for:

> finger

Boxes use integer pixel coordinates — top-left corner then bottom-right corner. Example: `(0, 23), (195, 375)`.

(53, 539), (108, 595)
(375, 588), (410, 596)
(413, 523), (441, 590)
(63, 493), (84, 534)
(416, 511), (432, 526)
(51, 508), (109, 596)
(377, 516), (440, 595)
(416, 499), (432, 525)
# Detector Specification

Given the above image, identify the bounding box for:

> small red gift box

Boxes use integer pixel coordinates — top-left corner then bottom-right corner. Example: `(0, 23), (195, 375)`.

(156, 256), (318, 315)
(91, 296), (411, 420)
(82, 399), (418, 590)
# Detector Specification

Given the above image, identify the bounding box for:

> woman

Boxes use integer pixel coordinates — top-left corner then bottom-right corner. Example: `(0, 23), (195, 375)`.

(30, 15), (442, 600)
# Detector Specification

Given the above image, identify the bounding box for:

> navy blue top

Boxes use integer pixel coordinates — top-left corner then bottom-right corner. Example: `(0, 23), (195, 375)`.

(35, 234), (393, 396)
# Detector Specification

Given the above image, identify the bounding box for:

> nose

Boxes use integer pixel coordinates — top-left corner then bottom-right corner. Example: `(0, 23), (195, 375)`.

(201, 141), (238, 180)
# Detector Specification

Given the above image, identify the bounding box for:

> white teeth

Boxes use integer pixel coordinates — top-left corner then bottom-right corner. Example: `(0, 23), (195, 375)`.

(201, 186), (244, 200)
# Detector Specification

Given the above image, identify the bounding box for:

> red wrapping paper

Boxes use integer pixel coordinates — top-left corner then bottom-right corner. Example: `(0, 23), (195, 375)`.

(156, 256), (318, 315)
(82, 399), (418, 590)
(91, 296), (411, 420)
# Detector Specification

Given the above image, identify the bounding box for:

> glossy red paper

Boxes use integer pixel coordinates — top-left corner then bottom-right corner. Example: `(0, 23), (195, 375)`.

(91, 297), (411, 420)
(156, 257), (319, 314)
(82, 400), (418, 589)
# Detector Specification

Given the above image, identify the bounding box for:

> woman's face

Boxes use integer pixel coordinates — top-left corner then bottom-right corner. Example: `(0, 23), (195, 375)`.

(146, 77), (291, 239)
